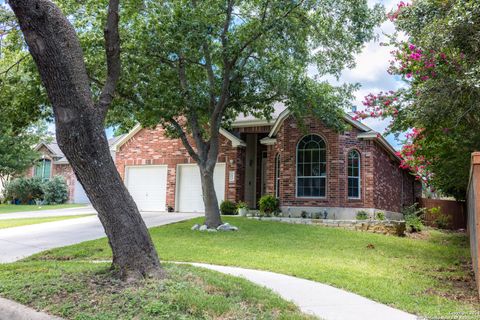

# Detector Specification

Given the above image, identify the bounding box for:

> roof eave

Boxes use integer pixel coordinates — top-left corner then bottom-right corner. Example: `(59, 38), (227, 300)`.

(357, 131), (401, 161)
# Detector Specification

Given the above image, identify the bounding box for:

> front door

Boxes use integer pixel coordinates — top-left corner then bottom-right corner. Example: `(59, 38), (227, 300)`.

(244, 134), (257, 208)
(261, 151), (267, 196)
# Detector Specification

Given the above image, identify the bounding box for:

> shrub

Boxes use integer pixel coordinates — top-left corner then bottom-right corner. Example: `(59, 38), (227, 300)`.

(402, 203), (425, 232)
(356, 210), (369, 220)
(435, 214), (451, 229)
(220, 200), (237, 215)
(375, 211), (385, 220)
(430, 207), (451, 229)
(300, 211), (308, 219)
(236, 201), (248, 209)
(4, 177), (44, 204)
(313, 212), (322, 219)
(258, 195), (280, 216)
(43, 176), (69, 204)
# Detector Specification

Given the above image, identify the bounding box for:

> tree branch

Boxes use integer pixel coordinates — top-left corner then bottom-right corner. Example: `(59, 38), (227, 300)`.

(202, 41), (216, 111)
(177, 55), (207, 158)
(0, 54), (28, 76)
(97, 0), (121, 116)
(233, 0), (303, 64)
(221, 0), (234, 64)
(209, 0), (235, 137)
(169, 117), (201, 163)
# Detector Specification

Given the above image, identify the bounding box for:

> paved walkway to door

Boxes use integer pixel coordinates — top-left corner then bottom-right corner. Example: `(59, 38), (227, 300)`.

(187, 262), (417, 320)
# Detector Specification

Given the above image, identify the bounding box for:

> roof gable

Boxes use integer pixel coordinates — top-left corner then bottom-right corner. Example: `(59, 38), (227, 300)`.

(266, 109), (401, 161)
(113, 124), (246, 152)
(268, 109), (371, 138)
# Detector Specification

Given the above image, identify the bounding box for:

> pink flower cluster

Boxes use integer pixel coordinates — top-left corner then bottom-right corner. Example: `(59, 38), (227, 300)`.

(352, 91), (399, 121)
(389, 42), (465, 82)
(387, 1), (410, 21)
(396, 128), (433, 185)
(354, 94), (434, 185)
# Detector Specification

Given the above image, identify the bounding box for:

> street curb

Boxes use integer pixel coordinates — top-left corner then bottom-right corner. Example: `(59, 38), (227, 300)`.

(0, 297), (63, 320)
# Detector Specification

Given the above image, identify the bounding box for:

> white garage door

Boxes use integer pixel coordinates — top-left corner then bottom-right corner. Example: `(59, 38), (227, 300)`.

(125, 166), (168, 212)
(177, 163), (225, 212)
(73, 179), (91, 204)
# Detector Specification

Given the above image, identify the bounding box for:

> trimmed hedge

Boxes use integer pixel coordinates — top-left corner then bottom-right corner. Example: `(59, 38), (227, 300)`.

(220, 200), (237, 215)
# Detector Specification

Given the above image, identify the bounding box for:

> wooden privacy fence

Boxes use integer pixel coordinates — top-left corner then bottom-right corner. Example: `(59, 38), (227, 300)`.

(419, 198), (466, 230)
(467, 152), (480, 298)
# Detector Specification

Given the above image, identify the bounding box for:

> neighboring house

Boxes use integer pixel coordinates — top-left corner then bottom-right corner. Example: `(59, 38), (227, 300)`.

(29, 135), (125, 204)
(114, 104), (421, 218)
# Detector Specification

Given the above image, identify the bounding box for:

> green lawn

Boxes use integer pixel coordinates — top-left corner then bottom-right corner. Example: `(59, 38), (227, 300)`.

(0, 262), (310, 320)
(0, 214), (93, 229)
(0, 204), (86, 214)
(5, 217), (479, 318)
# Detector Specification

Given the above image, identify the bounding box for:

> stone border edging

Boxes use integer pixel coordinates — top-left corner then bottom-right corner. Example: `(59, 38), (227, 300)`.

(247, 216), (407, 236)
(0, 297), (63, 320)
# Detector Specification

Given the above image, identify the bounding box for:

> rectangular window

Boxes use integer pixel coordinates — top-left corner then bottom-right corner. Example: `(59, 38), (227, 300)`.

(34, 159), (52, 181)
(347, 151), (360, 199)
(274, 154), (280, 198)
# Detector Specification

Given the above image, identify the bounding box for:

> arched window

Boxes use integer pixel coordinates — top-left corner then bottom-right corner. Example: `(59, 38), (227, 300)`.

(274, 154), (281, 198)
(347, 150), (361, 199)
(296, 135), (327, 197)
(34, 159), (52, 181)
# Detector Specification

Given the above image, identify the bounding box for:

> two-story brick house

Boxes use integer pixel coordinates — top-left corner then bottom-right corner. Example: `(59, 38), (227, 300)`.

(113, 104), (421, 219)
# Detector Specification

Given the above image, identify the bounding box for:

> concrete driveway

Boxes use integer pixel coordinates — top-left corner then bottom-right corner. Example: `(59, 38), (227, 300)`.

(0, 211), (201, 263)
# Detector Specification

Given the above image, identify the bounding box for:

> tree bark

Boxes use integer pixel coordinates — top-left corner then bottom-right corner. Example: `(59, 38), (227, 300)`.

(199, 162), (223, 228)
(8, 0), (162, 280)
(170, 118), (224, 228)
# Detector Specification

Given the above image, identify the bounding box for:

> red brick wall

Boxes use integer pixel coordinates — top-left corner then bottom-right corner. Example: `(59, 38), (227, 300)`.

(264, 115), (417, 213)
(115, 126), (241, 209)
(236, 126), (271, 134)
(372, 143), (418, 212)
(53, 164), (76, 203)
(266, 115), (375, 209)
(115, 120), (418, 214)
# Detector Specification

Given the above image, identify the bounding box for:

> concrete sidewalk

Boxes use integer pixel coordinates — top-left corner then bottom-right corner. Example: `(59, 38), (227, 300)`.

(0, 206), (96, 220)
(189, 263), (417, 320)
(0, 212), (200, 263)
(0, 297), (62, 320)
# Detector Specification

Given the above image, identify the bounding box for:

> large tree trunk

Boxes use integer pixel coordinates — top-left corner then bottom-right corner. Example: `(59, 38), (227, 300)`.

(199, 162), (223, 228)
(8, 0), (162, 280)
(57, 114), (163, 280)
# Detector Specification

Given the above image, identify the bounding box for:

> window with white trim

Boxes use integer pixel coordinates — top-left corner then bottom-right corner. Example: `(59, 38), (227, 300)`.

(34, 159), (52, 181)
(347, 150), (361, 199)
(274, 153), (280, 198)
(296, 135), (326, 197)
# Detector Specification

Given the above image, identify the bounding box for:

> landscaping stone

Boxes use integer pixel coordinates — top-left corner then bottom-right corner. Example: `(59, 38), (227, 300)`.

(248, 217), (406, 236)
(217, 223), (239, 231)
(206, 228), (218, 232)
(191, 224), (200, 231)
(199, 225), (208, 231)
